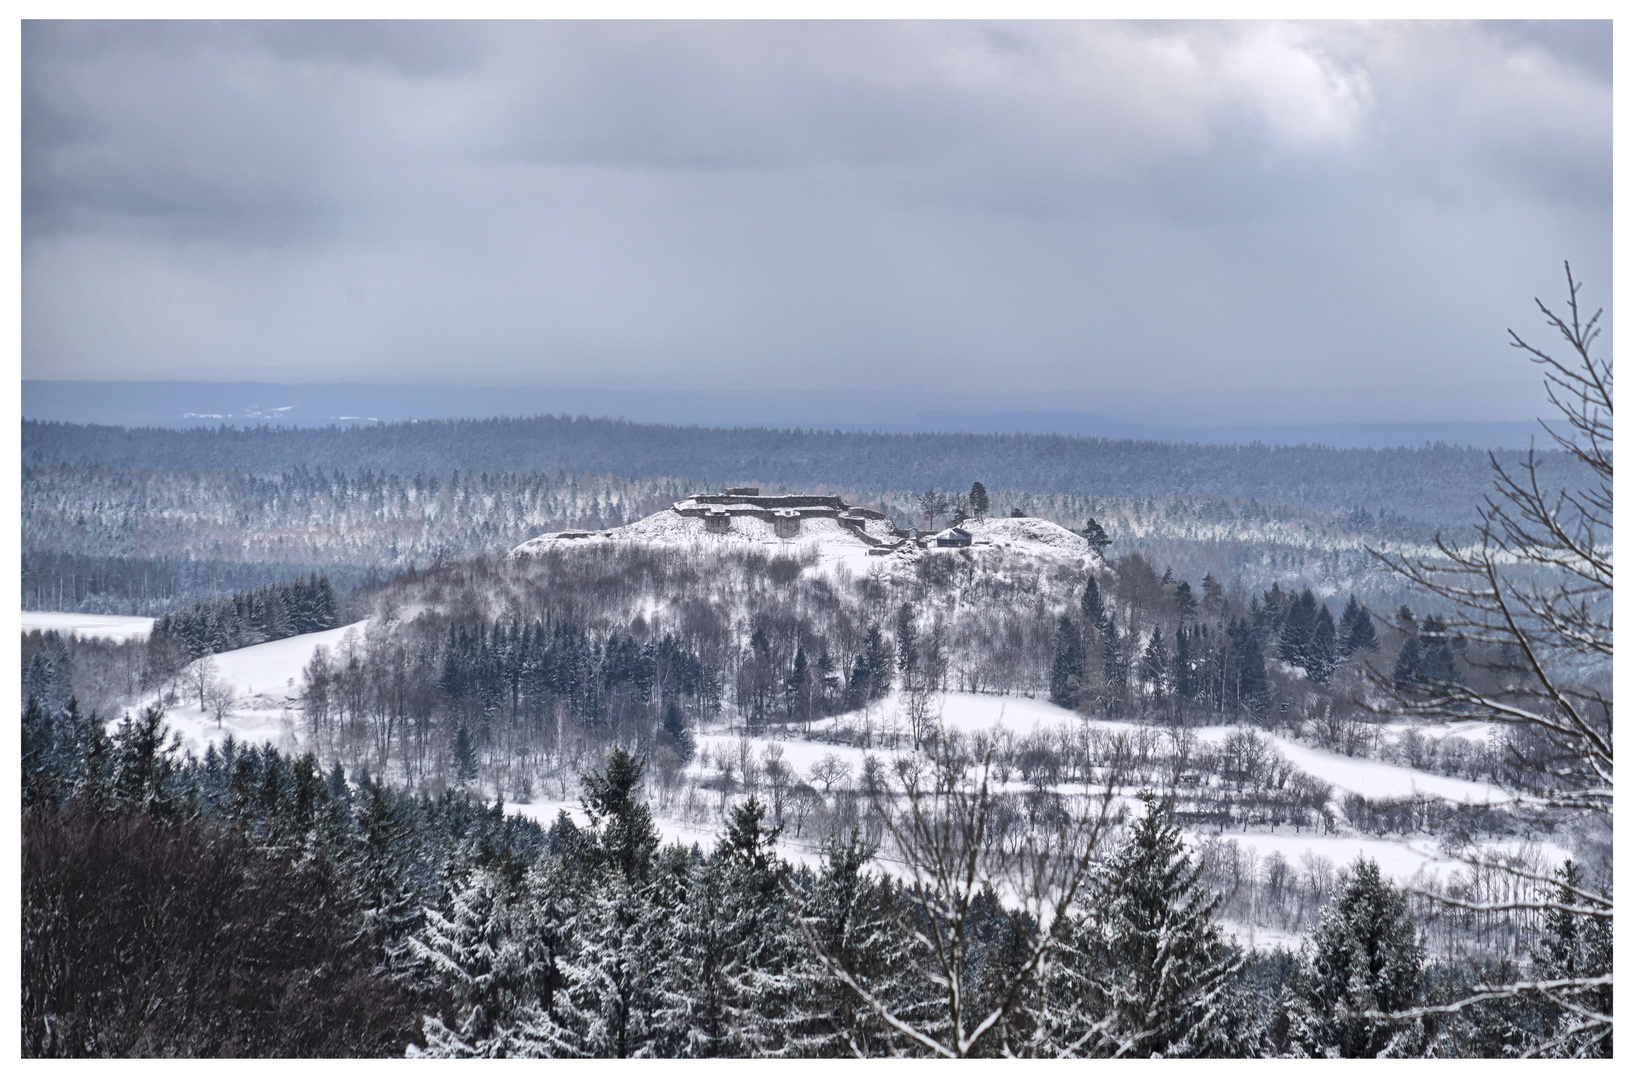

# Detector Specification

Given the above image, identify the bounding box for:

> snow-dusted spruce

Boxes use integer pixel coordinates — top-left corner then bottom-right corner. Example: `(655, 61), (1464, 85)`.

(1285, 856), (1426, 1058)
(1047, 792), (1254, 1058)
(1367, 264), (1612, 1051)
(791, 727), (1120, 1058)
(407, 867), (552, 1057)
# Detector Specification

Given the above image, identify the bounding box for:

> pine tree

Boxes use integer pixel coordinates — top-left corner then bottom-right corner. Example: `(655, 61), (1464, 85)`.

(1173, 581), (1198, 624)
(1278, 589), (1319, 667)
(969, 481), (989, 520)
(1305, 605), (1337, 684)
(1530, 860), (1612, 1057)
(895, 603), (919, 678)
(1286, 857), (1425, 1058)
(1199, 573), (1225, 619)
(1049, 615), (1085, 710)
(1050, 794), (1249, 1057)
(1081, 517), (1112, 555)
(408, 867), (549, 1057)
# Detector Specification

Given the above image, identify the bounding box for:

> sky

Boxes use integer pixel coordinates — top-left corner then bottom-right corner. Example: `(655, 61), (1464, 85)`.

(20, 20), (1612, 426)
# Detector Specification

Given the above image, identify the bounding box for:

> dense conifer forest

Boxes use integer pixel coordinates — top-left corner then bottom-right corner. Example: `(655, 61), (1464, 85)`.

(24, 416), (1584, 532)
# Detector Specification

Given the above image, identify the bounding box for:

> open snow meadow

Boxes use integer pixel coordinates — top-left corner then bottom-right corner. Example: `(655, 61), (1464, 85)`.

(82, 609), (1536, 899)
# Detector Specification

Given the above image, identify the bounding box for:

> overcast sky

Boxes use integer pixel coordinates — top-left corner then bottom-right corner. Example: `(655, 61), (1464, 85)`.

(21, 20), (1611, 424)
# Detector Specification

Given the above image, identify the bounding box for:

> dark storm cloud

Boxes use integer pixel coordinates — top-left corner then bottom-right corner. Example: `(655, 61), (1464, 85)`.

(21, 20), (1611, 423)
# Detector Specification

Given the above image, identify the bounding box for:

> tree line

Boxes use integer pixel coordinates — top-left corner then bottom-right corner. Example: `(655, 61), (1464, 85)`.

(153, 573), (342, 658)
(24, 416), (1584, 533)
(21, 701), (1608, 1057)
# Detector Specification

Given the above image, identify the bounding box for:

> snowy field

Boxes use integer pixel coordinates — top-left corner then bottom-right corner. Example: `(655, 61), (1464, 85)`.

(683, 690), (1531, 888)
(22, 610), (155, 642)
(137, 621), (367, 758)
(86, 623), (1532, 890)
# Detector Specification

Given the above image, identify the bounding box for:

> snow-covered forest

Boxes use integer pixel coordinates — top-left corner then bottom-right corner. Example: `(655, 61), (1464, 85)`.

(22, 349), (1611, 1058)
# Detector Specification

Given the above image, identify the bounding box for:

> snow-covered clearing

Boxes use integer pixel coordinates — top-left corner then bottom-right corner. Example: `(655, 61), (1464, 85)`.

(91, 615), (1533, 894)
(139, 621), (367, 758)
(678, 690), (1532, 888)
(1204, 832), (1463, 884)
(22, 610), (155, 642)
(1191, 725), (1511, 805)
(735, 690), (1509, 806)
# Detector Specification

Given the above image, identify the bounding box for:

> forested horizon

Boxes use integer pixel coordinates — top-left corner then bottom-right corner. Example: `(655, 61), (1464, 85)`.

(23, 416), (1579, 531)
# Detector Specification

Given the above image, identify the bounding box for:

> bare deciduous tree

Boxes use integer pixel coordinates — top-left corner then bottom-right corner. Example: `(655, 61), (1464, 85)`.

(204, 678), (238, 728)
(1367, 263), (1611, 1051)
(793, 725), (1122, 1057)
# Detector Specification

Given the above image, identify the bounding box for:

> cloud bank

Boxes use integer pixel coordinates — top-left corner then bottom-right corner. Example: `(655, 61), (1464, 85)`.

(22, 20), (1611, 422)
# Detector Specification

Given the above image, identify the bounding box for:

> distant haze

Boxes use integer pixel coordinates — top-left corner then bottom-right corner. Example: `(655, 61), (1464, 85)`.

(23, 21), (1610, 424)
(23, 380), (1554, 450)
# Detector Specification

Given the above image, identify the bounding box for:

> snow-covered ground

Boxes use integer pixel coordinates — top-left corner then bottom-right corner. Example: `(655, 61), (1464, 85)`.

(90, 618), (1533, 893)
(22, 610), (155, 642)
(679, 690), (1534, 889)
(510, 504), (1095, 578)
(138, 621), (367, 757)
(1191, 725), (1511, 805)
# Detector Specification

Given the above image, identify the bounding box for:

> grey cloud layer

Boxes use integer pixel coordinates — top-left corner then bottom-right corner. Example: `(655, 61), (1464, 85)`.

(22, 20), (1611, 419)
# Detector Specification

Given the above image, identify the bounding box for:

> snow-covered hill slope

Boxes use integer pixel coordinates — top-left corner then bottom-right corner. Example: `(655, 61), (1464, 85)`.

(136, 621), (368, 757)
(511, 499), (1096, 577)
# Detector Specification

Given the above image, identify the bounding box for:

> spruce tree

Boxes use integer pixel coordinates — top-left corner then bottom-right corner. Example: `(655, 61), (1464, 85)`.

(1286, 857), (1425, 1058)
(1230, 620), (1270, 718)
(1530, 860), (1612, 1057)
(1049, 794), (1248, 1057)
(968, 481), (989, 520)
(1305, 605), (1337, 684)
(1278, 589), (1319, 667)
(1080, 574), (1110, 632)
(1345, 598), (1380, 655)
(408, 868), (549, 1057)
(1049, 615), (1085, 710)
(800, 832), (929, 1057)
(895, 603), (919, 677)
(455, 725), (480, 784)
(699, 799), (811, 1055)
(861, 628), (892, 701)
(553, 750), (667, 1057)
(1140, 627), (1169, 702)
(661, 700), (695, 762)
(1172, 626), (1195, 705)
